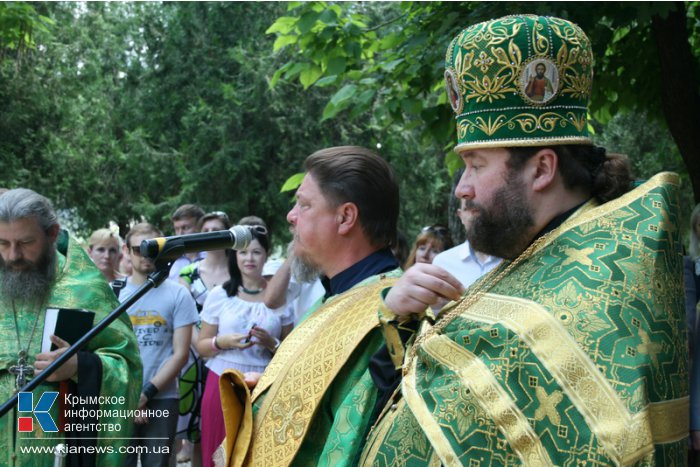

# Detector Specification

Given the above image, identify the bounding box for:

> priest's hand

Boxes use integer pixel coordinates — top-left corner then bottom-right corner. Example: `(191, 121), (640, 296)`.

(243, 372), (261, 389)
(384, 263), (464, 316)
(34, 335), (78, 382)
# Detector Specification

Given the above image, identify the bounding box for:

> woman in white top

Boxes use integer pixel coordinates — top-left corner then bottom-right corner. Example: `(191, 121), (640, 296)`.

(195, 225), (293, 467)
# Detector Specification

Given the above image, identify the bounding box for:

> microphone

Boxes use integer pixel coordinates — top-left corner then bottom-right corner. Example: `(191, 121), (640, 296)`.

(140, 225), (258, 261)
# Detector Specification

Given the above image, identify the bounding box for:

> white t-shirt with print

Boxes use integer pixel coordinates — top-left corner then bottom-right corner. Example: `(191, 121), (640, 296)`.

(121, 279), (199, 399)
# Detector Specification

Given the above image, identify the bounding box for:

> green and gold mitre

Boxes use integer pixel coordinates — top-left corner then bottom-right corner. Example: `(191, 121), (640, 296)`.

(444, 14), (593, 152)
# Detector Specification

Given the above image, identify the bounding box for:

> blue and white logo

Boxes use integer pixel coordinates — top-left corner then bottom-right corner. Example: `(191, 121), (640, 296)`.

(18, 392), (59, 432)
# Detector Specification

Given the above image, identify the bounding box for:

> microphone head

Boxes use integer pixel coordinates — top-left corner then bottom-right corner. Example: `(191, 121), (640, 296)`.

(140, 238), (163, 259)
(229, 225), (253, 249)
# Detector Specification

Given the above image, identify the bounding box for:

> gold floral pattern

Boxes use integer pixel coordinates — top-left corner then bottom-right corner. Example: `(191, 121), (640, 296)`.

(445, 15), (595, 151)
(457, 110), (589, 140)
(271, 395), (304, 444)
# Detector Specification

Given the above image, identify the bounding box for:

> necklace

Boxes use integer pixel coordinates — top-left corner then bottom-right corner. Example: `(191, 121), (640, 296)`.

(403, 232), (553, 377)
(239, 285), (264, 295)
(9, 301), (43, 391)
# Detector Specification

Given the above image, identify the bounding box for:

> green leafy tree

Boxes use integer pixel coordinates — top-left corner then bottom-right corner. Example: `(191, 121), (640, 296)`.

(267, 1), (700, 199)
(0, 2), (385, 243)
(4, 2), (693, 251)
(130, 2), (379, 241)
(0, 2), (52, 64)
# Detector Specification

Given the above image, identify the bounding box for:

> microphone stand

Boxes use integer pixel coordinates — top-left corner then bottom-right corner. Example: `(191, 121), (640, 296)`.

(0, 258), (172, 417)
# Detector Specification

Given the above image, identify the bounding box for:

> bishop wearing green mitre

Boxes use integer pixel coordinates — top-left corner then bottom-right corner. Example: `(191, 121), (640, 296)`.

(360, 14), (689, 466)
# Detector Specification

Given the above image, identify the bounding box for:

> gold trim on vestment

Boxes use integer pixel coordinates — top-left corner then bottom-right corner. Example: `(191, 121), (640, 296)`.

(527, 171), (680, 257)
(453, 135), (591, 153)
(248, 276), (397, 466)
(359, 397), (406, 465)
(402, 324), (461, 466)
(427, 451), (442, 466)
(396, 172), (684, 465)
(409, 334), (553, 466)
(455, 293), (686, 464)
(647, 396), (690, 444)
(378, 300), (408, 370)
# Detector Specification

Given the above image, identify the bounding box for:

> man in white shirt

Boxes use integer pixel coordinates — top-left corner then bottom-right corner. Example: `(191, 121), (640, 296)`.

(433, 198), (501, 288)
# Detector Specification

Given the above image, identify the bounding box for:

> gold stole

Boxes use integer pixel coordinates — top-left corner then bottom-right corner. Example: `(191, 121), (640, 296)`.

(227, 276), (396, 466)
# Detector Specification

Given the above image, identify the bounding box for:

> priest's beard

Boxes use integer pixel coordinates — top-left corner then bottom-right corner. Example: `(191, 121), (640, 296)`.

(464, 170), (535, 261)
(0, 243), (56, 305)
(288, 241), (322, 284)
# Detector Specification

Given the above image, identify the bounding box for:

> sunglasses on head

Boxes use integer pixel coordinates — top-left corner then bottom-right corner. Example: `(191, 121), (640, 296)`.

(205, 211), (228, 220)
(205, 211), (230, 223)
(421, 225), (449, 235)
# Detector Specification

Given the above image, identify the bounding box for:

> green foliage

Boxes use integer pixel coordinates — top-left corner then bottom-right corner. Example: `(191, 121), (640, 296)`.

(280, 173), (305, 193)
(1, 1), (698, 251)
(264, 1), (700, 235)
(265, 2), (493, 156)
(266, 2), (700, 170)
(0, 2), (384, 245)
(0, 2), (53, 60)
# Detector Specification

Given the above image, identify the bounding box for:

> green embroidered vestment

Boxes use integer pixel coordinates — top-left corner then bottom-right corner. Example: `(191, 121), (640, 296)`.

(362, 173), (688, 466)
(0, 232), (142, 466)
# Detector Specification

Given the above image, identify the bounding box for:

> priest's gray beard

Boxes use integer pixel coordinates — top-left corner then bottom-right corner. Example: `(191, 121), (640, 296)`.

(0, 243), (56, 305)
(288, 241), (322, 284)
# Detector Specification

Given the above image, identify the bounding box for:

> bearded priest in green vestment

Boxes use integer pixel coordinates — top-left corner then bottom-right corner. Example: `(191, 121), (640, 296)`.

(360, 15), (688, 466)
(215, 147), (404, 467)
(0, 188), (142, 466)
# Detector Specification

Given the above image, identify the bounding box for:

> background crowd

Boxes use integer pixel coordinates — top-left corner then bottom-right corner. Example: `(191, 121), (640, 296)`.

(82, 200), (464, 466)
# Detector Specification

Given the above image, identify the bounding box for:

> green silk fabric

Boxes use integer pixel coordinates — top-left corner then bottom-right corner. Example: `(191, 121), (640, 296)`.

(362, 173), (688, 466)
(251, 270), (402, 467)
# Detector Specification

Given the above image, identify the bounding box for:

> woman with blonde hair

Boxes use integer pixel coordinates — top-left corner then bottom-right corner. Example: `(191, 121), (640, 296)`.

(87, 228), (124, 284)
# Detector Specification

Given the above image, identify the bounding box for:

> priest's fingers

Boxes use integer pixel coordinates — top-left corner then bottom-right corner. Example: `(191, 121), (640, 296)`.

(34, 335), (70, 362)
(50, 334), (70, 349)
(416, 263), (464, 296)
(385, 264), (464, 316)
(243, 371), (261, 389)
(34, 353), (78, 382)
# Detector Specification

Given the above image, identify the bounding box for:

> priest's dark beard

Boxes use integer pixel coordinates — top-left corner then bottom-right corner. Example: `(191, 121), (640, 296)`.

(464, 170), (535, 261)
(0, 244), (56, 305)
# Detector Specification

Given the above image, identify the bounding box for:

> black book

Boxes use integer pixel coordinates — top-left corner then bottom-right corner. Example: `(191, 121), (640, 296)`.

(41, 308), (96, 352)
